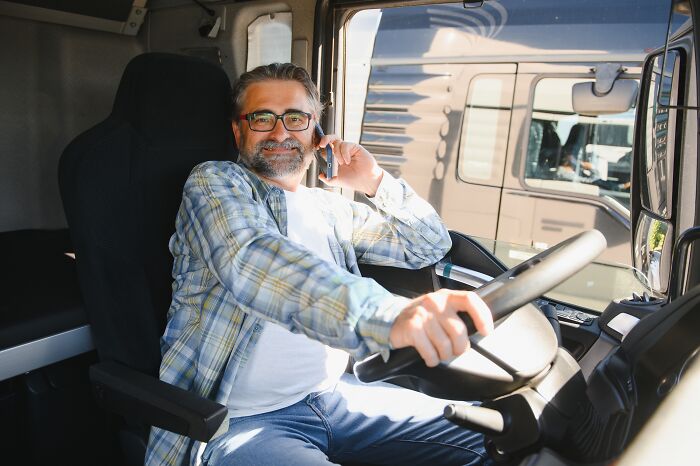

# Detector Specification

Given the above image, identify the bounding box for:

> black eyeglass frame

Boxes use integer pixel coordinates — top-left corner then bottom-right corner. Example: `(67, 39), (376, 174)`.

(238, 111), (313, 132)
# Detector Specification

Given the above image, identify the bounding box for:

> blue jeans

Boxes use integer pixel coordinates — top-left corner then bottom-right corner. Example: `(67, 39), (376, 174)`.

(201, 373), (489, 465)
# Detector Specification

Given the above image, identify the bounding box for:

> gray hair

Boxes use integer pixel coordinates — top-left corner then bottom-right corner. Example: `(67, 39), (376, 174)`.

(231, 63), (323, 118)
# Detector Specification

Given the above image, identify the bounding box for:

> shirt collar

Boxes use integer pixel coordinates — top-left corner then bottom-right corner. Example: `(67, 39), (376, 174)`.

(235, 161), (283, 201)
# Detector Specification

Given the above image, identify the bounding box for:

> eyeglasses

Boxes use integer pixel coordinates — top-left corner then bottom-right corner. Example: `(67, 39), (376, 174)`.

(239, 111), (312, 132)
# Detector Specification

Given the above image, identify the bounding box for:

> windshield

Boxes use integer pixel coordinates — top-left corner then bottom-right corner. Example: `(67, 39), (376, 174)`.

(344, 0), (671, 312)
(372, 0), (671, 60)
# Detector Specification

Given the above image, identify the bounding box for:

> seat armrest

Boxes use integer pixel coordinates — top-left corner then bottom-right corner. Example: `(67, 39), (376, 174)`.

(90, 361), (227, 442)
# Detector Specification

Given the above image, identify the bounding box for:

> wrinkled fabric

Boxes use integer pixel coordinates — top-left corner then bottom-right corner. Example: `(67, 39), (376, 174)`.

(145, 161), (451, 466)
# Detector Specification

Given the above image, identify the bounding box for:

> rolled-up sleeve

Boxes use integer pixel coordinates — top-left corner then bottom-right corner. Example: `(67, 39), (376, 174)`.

(179, 163), (408, 360)
(350, 170), (452, 268)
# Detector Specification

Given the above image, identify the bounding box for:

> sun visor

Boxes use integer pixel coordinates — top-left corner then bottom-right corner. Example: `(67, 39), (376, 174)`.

(0, 0), (147, 36)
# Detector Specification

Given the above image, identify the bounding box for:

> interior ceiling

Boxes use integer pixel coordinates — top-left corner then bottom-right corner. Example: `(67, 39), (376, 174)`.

(3, 0), (136, 21)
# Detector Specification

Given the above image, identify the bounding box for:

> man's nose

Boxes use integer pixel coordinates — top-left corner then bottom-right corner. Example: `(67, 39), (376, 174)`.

(267, 118), (289, 141)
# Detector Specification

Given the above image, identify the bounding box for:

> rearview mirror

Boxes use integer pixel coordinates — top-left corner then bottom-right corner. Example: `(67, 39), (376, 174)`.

(633, 212), (673, 294)
(572, 79), (638, 116)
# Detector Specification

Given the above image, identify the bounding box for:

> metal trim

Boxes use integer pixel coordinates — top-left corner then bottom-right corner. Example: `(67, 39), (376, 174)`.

(123, 4), (148, 36)
(435, 261), (493, 288)
(505, 189), (631, 230)
(0, 325), (94, 381)
(371, 54), (646, 67)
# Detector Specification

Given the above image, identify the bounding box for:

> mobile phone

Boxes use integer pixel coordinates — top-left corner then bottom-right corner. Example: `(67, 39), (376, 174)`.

(315, 123), (337, 180)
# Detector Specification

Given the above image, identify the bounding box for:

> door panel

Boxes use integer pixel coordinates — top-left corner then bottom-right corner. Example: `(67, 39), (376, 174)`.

(498, 189), (631, 265)
(441, 184), (501, 239)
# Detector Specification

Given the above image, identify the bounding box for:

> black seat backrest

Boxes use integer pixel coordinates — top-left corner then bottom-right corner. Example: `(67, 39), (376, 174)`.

(563, 123), (591, 159)
(528, 119), (562, 178)
(59, 53), (235, 375)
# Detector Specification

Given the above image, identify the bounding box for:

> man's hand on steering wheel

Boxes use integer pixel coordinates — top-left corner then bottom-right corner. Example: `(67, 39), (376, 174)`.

(389, 290), (494, 367)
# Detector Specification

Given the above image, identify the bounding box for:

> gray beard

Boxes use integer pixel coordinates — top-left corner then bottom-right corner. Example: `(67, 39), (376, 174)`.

(239, 138), (313, 179)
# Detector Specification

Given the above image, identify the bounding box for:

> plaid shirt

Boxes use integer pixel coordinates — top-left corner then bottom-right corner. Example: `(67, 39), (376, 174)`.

(145, 160), (451, 466)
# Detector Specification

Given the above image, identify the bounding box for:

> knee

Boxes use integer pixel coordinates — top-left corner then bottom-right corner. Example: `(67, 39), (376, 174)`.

(202, 430), (265, 466)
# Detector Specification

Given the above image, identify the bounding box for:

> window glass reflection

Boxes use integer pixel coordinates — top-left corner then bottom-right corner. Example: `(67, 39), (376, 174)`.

(525, 78), (635, 210)
(641, 51), (679, 219)
(458, 75), (515, 184)
(634, 212), (672, 293)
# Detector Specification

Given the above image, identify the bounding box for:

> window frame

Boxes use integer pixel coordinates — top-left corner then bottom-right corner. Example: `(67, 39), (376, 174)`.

(518, 72), (642, 217)
(637, 46), (687, 220)
(246, 11), (293, 72)
(455, 73), (517, 188)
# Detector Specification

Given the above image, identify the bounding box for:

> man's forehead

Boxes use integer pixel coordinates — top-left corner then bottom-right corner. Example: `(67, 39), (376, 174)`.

(242, 80), (312, 113)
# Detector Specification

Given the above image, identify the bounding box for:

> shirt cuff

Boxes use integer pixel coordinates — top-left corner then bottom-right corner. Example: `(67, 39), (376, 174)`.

(358, 294), (411, 362)
(367, 169), (404, 210)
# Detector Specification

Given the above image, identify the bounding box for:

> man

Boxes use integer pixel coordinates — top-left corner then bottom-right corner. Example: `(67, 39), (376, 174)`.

(146, 63), (493, 466)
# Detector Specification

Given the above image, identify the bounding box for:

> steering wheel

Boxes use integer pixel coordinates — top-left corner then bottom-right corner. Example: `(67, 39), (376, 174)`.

(354, 230), (607, 400)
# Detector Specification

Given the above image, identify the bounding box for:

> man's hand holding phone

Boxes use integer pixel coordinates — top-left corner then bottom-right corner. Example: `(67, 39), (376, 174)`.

(314, 123), (337, 181)
(315, 127), (384, 197)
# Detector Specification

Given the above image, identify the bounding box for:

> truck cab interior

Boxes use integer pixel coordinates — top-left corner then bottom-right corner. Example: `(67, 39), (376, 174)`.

(1, 1), (699, 465)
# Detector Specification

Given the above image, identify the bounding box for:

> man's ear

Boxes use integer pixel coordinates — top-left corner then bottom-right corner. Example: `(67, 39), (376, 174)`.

(231, 121), (241, 146)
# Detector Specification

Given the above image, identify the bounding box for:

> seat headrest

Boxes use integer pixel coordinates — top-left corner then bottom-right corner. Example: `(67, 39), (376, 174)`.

(111, 53), (232, 146)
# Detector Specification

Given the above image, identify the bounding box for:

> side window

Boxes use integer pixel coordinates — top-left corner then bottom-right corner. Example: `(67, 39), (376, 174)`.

(247, 12), (292, 71)
(457, 75), (515, 186)
(633, 49), (682, 294)
(524, 78), (636, 210)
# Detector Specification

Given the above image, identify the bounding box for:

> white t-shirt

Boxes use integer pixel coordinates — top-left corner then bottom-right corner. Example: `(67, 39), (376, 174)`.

(227, 185), (350, 417)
